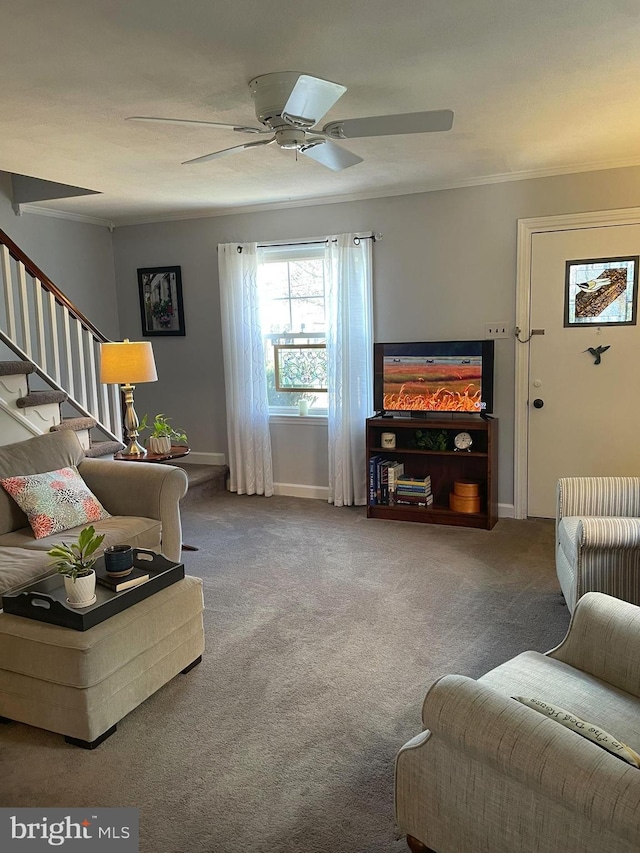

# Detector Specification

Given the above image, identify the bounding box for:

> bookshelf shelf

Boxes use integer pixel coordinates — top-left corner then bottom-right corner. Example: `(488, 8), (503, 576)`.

(370, 446), (488, 458)
(366, 415), (498, 530)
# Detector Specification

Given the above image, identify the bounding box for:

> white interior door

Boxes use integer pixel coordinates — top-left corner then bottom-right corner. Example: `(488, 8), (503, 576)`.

(527, 224), (640, 517)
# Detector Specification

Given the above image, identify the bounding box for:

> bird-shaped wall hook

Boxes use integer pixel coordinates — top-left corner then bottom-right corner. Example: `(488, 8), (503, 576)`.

(584, 345), (610, 364)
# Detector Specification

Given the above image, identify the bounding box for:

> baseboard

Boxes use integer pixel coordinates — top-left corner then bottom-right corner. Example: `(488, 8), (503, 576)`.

(273, 482), (329, 500)
(272, 489), (515, 510)
(498, 503), (515, 518)
(184, 452), (226, 466)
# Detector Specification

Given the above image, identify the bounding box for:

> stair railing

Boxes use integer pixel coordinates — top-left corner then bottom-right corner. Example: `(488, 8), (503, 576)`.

(0, 227), (122, 441)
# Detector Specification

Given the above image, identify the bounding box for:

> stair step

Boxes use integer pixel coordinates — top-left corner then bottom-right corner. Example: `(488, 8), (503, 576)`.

(84, 440), (126, 458)
(16, 390), (67, 408)
(0, 360), (36, 377)
(176, 463), (229, 506)
(51, 416), (98, 433)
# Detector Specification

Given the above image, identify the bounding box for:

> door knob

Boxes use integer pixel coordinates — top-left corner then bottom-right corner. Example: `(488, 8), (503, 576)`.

(533, 398), (544, 409)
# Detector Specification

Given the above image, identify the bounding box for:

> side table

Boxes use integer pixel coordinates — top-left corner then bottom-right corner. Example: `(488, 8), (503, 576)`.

(113, 445), (198, 551)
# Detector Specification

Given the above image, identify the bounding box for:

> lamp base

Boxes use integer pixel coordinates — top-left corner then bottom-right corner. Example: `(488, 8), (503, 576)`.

(121, 438), (147, 457)
(120, 382), (147, 457)
(120, 438), (147, 457)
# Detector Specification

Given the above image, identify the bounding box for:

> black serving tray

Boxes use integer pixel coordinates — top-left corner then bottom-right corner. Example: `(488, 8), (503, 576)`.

(1, 548), (184, 631)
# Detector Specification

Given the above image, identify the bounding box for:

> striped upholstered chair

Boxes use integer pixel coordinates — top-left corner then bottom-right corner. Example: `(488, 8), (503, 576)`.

(556, 477), (640, 612)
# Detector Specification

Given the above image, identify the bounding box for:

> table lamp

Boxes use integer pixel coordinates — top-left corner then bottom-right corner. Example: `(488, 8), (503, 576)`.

(100, 339), (158, 456)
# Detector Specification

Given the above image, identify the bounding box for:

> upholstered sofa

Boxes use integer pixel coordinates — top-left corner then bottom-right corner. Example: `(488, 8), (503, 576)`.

(0, 429), (188, 596)
(0, 430), (205, 749)
(395, 592), (640, 853)
(556, 476), (640, 612)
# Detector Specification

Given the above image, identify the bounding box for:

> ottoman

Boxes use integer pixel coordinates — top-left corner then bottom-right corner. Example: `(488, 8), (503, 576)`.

(0, 576), (204, 748)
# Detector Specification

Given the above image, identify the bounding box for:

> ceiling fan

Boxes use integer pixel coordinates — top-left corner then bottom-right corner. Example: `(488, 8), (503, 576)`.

(126, 72), (454, 172)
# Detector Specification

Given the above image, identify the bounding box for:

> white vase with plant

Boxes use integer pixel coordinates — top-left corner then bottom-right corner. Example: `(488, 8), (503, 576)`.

(47, 525), (105, 608)
(139, 413), (188, 455)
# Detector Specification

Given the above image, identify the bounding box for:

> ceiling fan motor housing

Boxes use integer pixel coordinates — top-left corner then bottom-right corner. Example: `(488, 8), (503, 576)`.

(249, 72), (306, 128)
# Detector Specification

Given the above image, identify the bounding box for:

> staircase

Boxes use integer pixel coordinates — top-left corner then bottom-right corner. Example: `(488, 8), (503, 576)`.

(0, 228), (123, 456)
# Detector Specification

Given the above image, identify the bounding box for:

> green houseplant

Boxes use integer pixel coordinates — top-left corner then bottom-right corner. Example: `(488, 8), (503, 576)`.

(48, 525), (105, 608)
(139, 413), (188, 454)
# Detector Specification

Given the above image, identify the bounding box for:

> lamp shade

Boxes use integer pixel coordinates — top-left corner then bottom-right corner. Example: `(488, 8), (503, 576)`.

(100, 340), (158, 384)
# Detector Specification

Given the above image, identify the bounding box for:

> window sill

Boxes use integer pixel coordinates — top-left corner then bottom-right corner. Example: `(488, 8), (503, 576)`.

(269, 413), (328, 425)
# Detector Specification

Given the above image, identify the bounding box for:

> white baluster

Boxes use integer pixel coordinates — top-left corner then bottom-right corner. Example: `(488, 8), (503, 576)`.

(48, 291), (61, 383)
(109, 383), (122, 439)
(99, 351), (110, 428)
(1, 245), (17, 341)
(75, 318), (87, 408)
(17, 262), (32, 358)
(62, 308), (74, 399)
(34, 279), (47, 372)
(87, 335), (99, 419)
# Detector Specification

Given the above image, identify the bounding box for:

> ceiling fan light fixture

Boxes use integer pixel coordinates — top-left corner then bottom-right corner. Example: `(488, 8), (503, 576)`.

(275, 127), (310, 150)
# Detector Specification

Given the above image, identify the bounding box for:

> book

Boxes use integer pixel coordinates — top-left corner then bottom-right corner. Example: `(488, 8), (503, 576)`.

(396, 476), (431, 488)
(95, 565), (150, 592)
(377, 459), (392, 504)
(387, 461), (405, 504)
(369, 455), (383, 505)
(396, 495), (434, 507)
(396, 492), (434, 503)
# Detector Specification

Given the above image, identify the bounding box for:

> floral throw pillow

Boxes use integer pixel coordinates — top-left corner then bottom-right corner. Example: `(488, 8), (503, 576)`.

(0, 466), (110, 539)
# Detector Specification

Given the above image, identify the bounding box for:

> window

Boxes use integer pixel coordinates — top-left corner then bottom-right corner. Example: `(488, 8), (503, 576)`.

(258, 245), (328, 414)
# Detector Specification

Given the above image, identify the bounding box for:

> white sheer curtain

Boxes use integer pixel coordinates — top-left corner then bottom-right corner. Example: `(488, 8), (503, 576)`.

(218, 243), (273, 496)
(326, 234), (374, 506)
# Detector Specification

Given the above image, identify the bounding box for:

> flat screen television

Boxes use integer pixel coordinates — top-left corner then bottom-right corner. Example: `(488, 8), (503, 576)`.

(373, 339), (495, 415)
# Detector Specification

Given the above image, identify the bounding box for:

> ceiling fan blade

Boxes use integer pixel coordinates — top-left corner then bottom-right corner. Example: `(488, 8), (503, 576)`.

(182, 138), (275, 164)
(126, 116), (266, 134)
(282, 75), (347, 128)
(301, 140), (363, 172)
(323, 109), (454, 139)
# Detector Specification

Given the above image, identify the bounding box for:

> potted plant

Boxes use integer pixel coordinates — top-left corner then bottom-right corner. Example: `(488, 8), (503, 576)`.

(48, 525), (105, 608)
(139, 413), (188, 455)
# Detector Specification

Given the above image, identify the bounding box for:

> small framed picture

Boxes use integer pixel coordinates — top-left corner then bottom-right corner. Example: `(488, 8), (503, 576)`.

(137, 266), (185, 336)
(564, 256), (638, 327)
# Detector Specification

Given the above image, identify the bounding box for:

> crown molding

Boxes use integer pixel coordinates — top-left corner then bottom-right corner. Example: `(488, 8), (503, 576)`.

(19, 154), (640, 229)
(16, 203), (114, 229)
(111, 155), (640, 226)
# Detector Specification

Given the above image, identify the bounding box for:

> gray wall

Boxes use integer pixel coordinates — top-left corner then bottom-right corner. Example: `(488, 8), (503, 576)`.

(0, 173), (119, 339)
(109, 164), (640, 505)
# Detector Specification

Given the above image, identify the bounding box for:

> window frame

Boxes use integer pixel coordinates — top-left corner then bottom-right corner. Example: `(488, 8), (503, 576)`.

(258, 244), (329, 418)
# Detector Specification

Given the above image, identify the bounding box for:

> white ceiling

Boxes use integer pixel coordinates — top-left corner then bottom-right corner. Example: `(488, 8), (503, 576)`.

(3, 0), (640, 225)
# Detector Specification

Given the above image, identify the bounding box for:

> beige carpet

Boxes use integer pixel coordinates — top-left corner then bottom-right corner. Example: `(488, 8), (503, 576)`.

(1, 494), (570, 853)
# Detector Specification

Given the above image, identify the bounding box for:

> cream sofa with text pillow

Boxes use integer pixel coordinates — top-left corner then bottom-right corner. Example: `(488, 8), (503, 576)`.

(396, 592), (640, 853)
(0, 429), (188, 596)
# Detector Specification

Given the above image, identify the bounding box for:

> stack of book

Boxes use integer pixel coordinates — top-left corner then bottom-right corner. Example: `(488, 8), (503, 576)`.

(369, 457), (405, 505)
(395, 476), (433, 507)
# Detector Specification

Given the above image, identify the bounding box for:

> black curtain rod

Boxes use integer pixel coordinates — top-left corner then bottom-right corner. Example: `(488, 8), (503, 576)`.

(236, 234), (378, 253)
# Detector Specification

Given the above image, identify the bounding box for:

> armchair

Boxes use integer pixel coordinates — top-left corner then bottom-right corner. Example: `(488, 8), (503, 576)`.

(395, 592), (640, 853)
(556, 476), (640, 612)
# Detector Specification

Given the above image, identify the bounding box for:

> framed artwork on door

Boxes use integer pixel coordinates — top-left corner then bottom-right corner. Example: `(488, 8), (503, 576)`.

(564, 255), (638, 327)
(137, 266), (185, 336)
